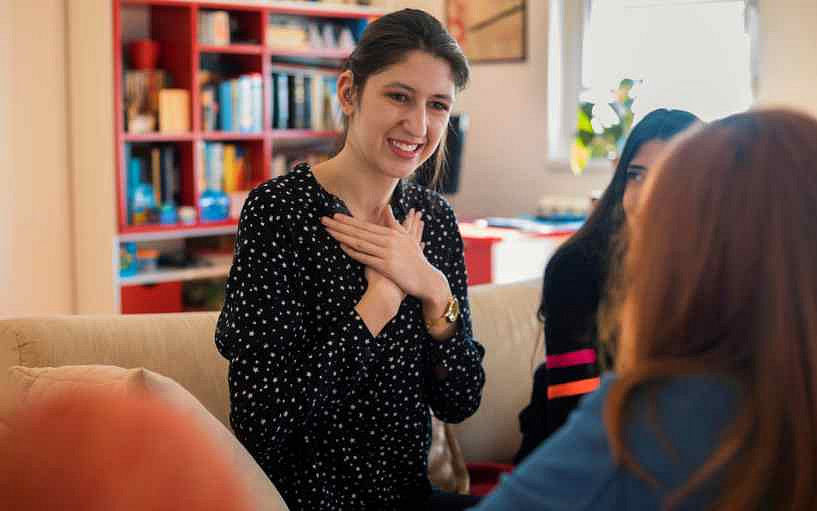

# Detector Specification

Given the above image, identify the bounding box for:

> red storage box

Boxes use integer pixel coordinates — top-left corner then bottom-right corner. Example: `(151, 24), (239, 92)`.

(121, 282), (183, 314)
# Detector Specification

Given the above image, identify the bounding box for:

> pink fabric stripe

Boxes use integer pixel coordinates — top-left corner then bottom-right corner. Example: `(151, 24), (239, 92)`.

(547, 349), (597, 369)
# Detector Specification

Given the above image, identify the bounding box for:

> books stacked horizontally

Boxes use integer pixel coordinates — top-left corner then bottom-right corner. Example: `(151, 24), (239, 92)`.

(266, 15), (363, 50)
(271, 68), (342, 131)
(198, 11), (231, 46)
(201, 74), (263, 132)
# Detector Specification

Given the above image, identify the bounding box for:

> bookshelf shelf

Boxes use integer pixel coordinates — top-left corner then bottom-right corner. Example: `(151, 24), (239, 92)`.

(118, 221), (238, 243)
(119, 263), (231, 286)
(123, 132), (195, 142)
(113, 0), (383, 313)
(201, 131), (264, 141)
(266, 47), (353, 60)
(199, 44), (263, 55)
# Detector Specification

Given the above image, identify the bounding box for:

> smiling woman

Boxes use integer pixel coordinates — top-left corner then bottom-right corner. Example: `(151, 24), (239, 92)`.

(215, 8), (486, 511)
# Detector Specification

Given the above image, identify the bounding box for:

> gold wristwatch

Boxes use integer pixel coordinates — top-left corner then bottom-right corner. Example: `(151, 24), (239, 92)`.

(425, 296), (460, 329)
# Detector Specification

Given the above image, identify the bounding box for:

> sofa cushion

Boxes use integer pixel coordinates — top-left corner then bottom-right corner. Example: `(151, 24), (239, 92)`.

(6, 365), (289, 511)
(454, 279), (543, 464)
(0, 313), (231, 429)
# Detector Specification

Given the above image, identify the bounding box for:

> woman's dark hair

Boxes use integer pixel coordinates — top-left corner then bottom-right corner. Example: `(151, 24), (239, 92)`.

(538, 109), (700, 327)
(338, 8), (470, 186)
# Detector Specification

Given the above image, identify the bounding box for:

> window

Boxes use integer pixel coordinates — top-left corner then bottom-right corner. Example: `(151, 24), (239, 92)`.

(549, 0), (758, 173)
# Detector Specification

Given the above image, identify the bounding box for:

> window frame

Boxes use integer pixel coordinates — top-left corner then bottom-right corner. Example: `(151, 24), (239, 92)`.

(546, 0), (759, 174)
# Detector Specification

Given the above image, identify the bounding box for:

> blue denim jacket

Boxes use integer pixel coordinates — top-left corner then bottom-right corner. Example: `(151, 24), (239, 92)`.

(472, 373), (740, 510)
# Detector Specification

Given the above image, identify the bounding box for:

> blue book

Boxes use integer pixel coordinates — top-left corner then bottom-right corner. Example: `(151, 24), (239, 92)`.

(218, 81), (233, 131)
(127, 153), (141, 225)
(276, 73), (289, 129)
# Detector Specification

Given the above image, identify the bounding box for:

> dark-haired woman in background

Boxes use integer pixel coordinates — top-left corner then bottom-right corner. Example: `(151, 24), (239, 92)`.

(477, 108), (817, 510)
(514, 109), (700, 463)
(214, 9), (485, 511)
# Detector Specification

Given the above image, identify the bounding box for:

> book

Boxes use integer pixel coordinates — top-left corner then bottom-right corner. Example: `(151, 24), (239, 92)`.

(251, 74), (263, 132)
(290, 73), (306, 129)
(161, 145), (176, 204)
(218, 81), (232, 131)
(201, 84), (217, 131)
(158, 89), (190, 133)
(303, 74), (312, 130)
(151, 147), (161, 205)
(238, 75), (252, 132)
(230, 80), (239, 131)
(275, 73), (289, 129)
(198, 11), (230, 45)
(310, 73), (325, 131)
(211, 11), (230, 45)
(223, 144), (237, 193)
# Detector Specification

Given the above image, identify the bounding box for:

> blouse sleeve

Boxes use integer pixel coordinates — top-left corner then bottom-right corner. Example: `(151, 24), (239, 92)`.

(214, 187), (384, 462)
(424, 199), (486, 424)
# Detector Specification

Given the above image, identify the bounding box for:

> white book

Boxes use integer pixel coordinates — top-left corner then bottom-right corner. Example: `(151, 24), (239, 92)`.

(239, 75), (252, 133)
(310, 72), (324, 131)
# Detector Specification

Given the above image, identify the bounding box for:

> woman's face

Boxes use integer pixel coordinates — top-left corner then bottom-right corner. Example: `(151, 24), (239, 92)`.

(341, 50), (456, 180)
(622, 141), (668, 220)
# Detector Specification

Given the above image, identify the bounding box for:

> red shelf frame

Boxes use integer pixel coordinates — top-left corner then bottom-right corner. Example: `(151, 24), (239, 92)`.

(114, 0), (383, 237)
(200, 44), (263, 55)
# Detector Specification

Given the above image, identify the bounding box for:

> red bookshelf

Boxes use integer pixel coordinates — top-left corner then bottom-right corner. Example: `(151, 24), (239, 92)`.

(114, 0), (381, 234)
(113, 0), (382, 312)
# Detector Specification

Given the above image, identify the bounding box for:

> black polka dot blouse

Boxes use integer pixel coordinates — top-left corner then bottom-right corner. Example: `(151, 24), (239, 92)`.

(215, 163), (486, 510)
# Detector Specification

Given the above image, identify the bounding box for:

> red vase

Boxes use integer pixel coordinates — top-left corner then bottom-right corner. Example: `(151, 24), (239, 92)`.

(128, 39), (159, 70)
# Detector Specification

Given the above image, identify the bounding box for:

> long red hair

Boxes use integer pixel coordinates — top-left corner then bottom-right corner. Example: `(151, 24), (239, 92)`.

(603, 108), (817, 510)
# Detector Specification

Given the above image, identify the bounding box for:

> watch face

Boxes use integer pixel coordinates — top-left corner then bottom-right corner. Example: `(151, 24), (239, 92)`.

(446, 297), (461, 322)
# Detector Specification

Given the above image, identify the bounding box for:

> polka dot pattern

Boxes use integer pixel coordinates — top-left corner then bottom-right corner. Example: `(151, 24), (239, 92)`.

(215, 163), (486, 510)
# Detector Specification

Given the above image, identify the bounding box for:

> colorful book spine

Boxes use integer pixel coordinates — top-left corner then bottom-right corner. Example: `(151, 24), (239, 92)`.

(291, 74), (306, 129)
(230, 80), (239, 132)
(223, 144), (237, 193)
(238, 75), (252, 133)
(252, 73), (263, 132)
(218, 81), (232, 131)
(276, 73), (289, 129)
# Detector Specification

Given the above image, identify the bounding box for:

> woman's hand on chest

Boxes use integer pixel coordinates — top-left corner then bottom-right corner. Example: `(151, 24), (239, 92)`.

(320, 207), (445, 303)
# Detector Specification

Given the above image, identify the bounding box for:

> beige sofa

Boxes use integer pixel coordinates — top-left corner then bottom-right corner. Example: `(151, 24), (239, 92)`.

(0, 279), (543, 507)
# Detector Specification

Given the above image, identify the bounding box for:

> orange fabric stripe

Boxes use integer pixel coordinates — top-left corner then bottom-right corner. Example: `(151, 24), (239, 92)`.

(547, 377), (601, 400)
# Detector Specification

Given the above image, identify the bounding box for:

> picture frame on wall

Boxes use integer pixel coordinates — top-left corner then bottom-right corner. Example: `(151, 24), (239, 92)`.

(446, 0), (527, 63)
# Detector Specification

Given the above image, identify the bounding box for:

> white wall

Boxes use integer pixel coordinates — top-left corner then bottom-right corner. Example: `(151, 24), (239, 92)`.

(756, 0), (817, 115)
(0, 0), (74, 316)
(67, 0), (118, 314)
